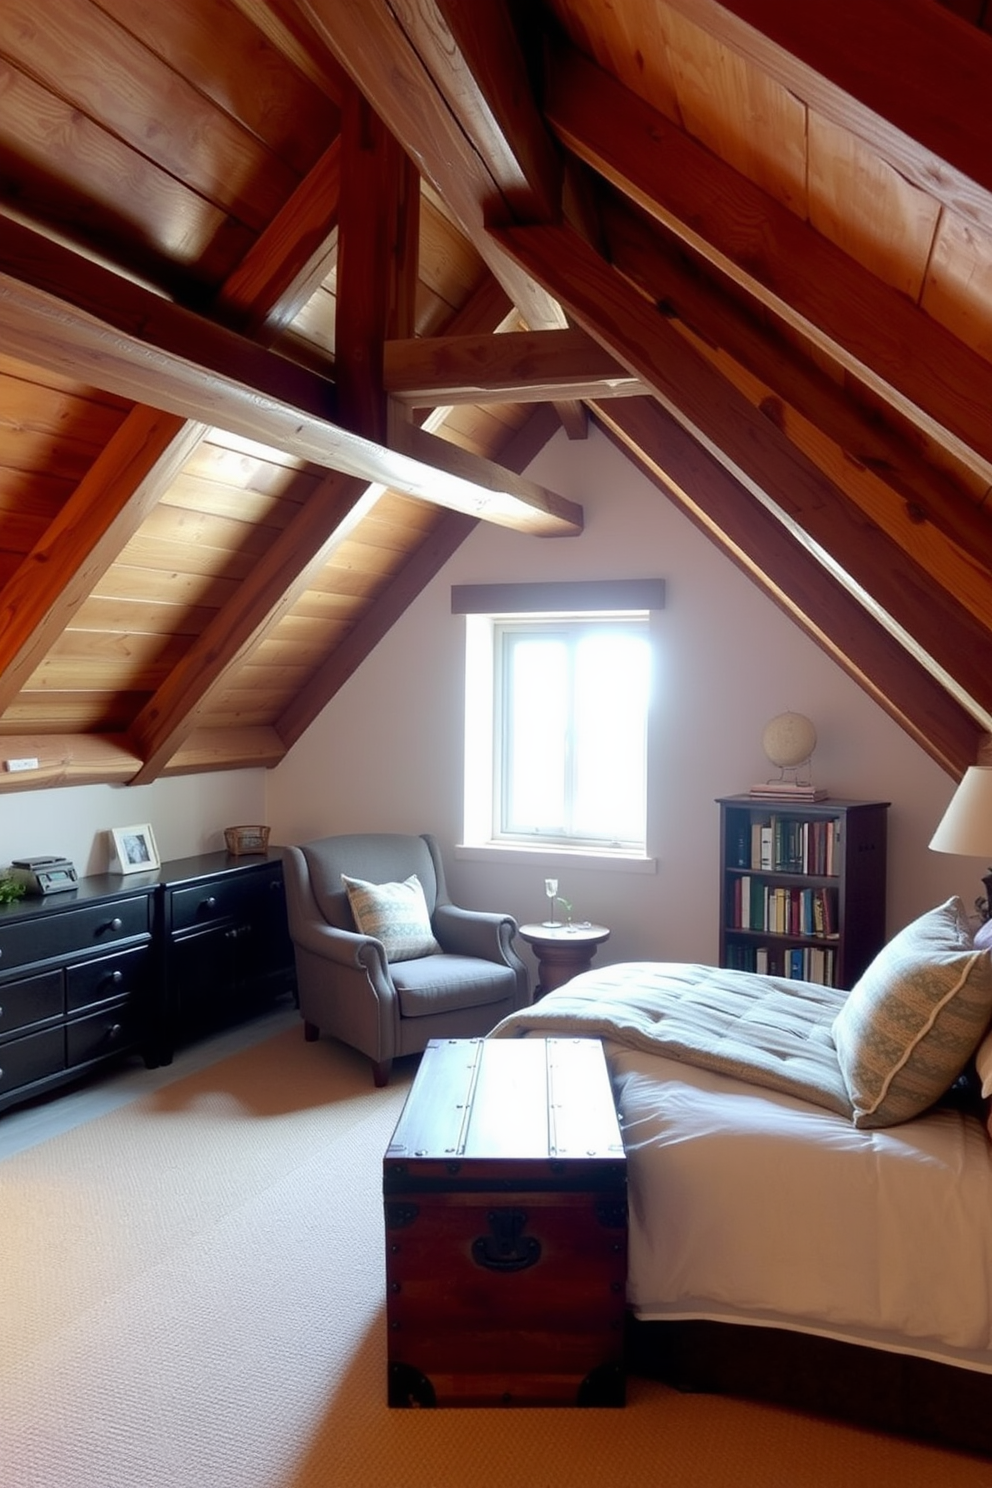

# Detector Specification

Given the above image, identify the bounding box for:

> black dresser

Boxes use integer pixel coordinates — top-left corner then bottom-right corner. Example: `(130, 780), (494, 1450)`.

(0, 851), (296, 1115)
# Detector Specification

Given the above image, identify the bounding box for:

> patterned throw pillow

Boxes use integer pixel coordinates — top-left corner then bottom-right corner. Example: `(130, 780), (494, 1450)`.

(342, 873), (441, 962)
(832, 897), (992, 1129)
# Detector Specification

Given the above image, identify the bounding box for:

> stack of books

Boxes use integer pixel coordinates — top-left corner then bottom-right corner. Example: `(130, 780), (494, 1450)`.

(749, 781), (828, 802)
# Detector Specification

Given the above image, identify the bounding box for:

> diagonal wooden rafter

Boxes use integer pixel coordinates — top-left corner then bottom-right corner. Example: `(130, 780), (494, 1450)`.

(594, 397), (985, 777)
(127, 271), (547, 782)
(287, 0), (581, 420)
(128, 86), (421, 784)
(292, 0), (592, 439)
(292, 0), (564, 322)
(490, 218), (992, 719)
(543, 41), (992, 479)
(383, 0), (589, 441)
(126, 472), (379, 784)
(0, 145), (347, 725)
(597, 188), (992, 567)
(273, 403), (565, 750)
(0, 227), (582, 537)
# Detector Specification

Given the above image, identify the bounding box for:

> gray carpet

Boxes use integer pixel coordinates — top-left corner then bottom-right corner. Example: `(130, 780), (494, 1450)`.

(2, 1022), (990, 1487)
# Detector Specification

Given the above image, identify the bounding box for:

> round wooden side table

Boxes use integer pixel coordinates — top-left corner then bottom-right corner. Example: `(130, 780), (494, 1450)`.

(517, 922), (611, 999)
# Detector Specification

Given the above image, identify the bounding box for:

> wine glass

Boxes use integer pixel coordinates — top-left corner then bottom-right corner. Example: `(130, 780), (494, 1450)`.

(543, 877), (560, 927)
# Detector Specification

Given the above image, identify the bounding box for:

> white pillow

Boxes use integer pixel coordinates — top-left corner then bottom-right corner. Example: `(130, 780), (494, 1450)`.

(832, 898), (992, 1128)
(342, 873), (441, 962)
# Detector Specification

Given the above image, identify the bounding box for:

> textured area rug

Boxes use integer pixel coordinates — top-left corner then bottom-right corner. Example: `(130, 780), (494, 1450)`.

(1, 1025), (990, 1487)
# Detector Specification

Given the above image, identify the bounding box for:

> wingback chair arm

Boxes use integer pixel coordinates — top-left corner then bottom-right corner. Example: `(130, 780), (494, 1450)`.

(291, 916), (392, 979)
(433, 903), (519, 964)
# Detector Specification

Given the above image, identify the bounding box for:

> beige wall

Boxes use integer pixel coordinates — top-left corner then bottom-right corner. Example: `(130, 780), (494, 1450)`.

(0, 771), (266, 878)
(266, 425), (972, 973)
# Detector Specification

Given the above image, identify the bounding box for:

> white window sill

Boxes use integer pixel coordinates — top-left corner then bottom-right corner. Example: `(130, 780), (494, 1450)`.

(455, 843), (657, 874)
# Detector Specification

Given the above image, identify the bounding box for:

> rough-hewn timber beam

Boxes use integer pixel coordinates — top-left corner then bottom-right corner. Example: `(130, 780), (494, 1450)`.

(384, 327), (645, 404)
(291, 0), (567, 329)
(595, 398), (984, 777)
(544, 42), (992, 478)
(598, 189), (992, 567)
(0, 235), (581, 536)
(490, 219), (992, 714)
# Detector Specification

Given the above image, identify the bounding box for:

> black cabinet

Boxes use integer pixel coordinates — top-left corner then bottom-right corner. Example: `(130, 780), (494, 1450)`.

(0, 879), (155, 1113)
(0, 851), (296, 1114)
(156, 852), (295, 1059)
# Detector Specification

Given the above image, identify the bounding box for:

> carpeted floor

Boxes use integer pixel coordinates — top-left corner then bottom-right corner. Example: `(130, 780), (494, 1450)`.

(2, 1021), (991, 1488)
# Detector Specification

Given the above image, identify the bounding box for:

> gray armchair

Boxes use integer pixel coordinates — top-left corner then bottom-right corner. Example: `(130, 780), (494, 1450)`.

(283, 832), (530, 1085)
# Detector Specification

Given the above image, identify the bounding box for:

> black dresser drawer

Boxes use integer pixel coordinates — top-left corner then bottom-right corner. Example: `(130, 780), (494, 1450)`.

(66, 945), (151, 1013)
(0, 896), (151, 973)
(67, 1003), (138, 1067)
(0, 1025), (64, 1094)
(169, 878), (247, 933)
(0, 969), (63, 1039)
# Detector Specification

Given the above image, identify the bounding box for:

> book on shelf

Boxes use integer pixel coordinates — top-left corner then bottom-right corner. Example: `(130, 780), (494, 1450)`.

(749, 782), (829, 801)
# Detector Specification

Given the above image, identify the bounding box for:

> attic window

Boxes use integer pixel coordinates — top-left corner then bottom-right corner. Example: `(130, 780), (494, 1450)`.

(454, 581), (662, 857)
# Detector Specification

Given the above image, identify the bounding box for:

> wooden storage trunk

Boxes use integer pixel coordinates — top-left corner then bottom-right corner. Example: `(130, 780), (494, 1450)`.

(383, 1036), (627, 1407)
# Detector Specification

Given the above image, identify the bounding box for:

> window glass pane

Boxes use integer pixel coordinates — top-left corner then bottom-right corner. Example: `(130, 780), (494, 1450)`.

(504, 635), (567, 833)
(496, 619), (650, 849)
(572, 632), (649, 843)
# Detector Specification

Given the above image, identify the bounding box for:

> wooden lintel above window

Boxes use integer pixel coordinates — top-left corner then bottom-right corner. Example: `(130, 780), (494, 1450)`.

(451, 579), (665, 614)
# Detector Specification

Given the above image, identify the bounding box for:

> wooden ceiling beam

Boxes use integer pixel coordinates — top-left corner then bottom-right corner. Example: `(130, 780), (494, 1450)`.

(594, 398), (984, 777)
(490, 218), (992, 713)
(335, 84), (419, 445)
(599, 189), (992, 566)
(0, 230), (581, 536)
(384, 327), (645, 404)
(544, 42), (992, 477)
(216, 138), (342, 337)
(129, 266), (554, 781)
(665, 0), (992, 239)
(276, 401), (564, 745)
(0, 141), (350, 742)
(0, 734), (143, 793)
(290, 0), (567, 330)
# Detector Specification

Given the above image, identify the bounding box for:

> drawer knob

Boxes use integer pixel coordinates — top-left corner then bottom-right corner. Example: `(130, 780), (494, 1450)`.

(111, 969), (124, 984)
(204, 896), (218, 911)
(108, 1023), (124, 1041)
(108, 917), (124, 932)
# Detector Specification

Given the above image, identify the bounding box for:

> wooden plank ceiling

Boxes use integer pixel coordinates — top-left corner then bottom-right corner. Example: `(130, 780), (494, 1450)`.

(0, 0), (990, 790)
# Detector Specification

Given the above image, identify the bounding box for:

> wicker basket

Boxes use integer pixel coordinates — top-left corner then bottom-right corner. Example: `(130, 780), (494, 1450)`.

(224, 824), (270, 856)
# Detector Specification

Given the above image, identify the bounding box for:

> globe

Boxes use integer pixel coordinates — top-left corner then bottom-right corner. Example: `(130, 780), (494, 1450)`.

(762, 712), (816, 769)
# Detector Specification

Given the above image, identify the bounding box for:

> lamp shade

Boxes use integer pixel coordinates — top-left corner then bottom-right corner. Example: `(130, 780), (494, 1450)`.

(929, 766), (992, 857)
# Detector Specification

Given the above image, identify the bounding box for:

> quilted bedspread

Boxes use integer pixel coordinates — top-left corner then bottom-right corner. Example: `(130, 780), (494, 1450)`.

(490, 960), (854, 1117)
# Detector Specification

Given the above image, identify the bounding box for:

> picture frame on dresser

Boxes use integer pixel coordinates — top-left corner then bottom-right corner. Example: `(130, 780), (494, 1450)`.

(110, 823), (160, 874)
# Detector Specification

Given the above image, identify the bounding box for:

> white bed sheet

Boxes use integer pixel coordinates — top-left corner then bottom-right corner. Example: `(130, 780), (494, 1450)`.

(608, 1042), (992, 1371)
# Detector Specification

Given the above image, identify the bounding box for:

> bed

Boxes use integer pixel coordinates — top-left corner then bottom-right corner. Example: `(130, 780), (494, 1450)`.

(491, 897), (992, 1453)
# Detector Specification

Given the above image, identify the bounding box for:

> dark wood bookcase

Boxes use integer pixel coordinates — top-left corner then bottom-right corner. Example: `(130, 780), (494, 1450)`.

(718, 796), (889, 990)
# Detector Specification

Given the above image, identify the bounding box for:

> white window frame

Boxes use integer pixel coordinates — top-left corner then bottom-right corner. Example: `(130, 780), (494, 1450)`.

(493, 614), (649, 850)
(455, 580), (663, 863)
